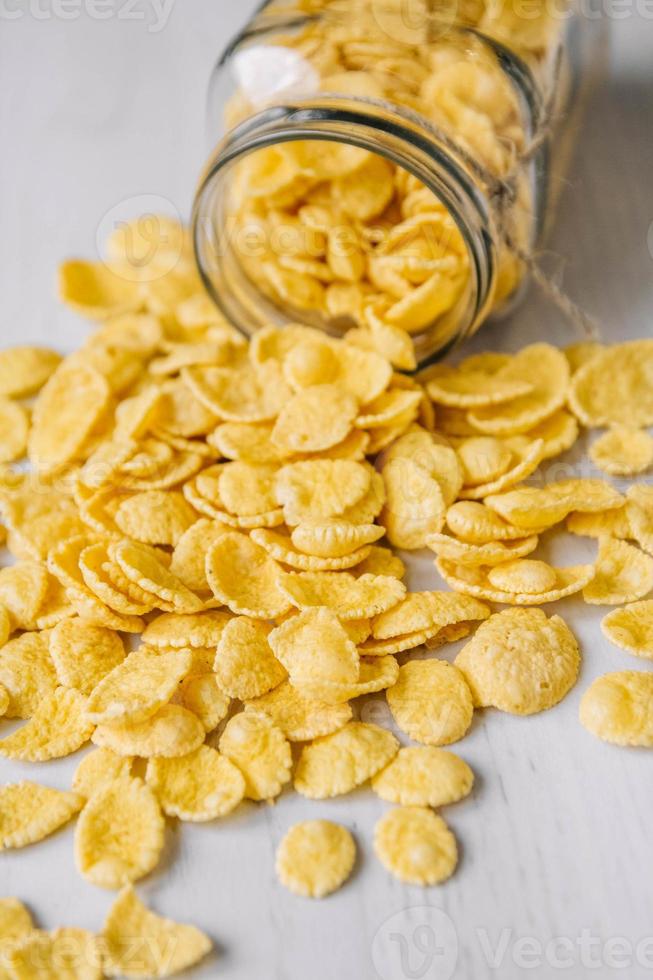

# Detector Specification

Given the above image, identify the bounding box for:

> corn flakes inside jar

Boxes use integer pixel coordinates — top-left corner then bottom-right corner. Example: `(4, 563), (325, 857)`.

(193, 0), (606, 368)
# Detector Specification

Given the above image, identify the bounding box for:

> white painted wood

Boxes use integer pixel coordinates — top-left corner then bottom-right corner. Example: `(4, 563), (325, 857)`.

(0, 6), (652, 978)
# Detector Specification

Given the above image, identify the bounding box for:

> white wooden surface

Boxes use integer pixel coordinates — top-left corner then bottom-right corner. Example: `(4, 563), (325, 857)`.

(1, 6), (653, 979)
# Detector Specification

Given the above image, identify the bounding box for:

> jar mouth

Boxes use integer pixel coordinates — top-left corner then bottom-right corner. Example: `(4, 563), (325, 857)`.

(192, 95), (499, 368)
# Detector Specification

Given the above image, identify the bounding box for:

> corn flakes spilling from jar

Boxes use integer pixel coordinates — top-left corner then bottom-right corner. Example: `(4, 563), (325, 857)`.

(0, 212), (651, 975)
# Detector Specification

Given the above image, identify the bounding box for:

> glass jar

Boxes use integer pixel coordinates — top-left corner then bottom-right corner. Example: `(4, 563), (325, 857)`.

(192, 0), (606, 369)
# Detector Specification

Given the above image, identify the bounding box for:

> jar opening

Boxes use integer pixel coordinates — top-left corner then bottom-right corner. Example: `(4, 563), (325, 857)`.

(193, 98), (499, 368)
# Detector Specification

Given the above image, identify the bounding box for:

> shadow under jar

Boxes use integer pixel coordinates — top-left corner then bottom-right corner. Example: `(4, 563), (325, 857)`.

(192, 0), (606, 370)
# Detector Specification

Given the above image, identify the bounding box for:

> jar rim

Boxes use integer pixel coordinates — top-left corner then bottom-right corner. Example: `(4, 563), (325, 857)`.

(193, 95), (503, 366)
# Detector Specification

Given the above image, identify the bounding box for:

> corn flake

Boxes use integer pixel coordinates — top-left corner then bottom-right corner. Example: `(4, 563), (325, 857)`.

(269, 607), (359, 698)
(146, 745), (245, 821)
(485, 479), (625, 530)
(387, 660), (473, 746)
(245, 681), (352, 742)
(583, 537), (653, 605)
(290, 521), (384, 558)
(7, 927), (102, 980)
(50, 620), (126, 696)
(72, 748), (133, 799)
(569, 340), (653, 427)
(205, 531), (290, 618)
(276, 820), (356, 899)
(142, 610), (231, 649)
(0, 346), (61, 398)
(102, 886), (212, 979)
(454, 608), (580, 714)
(0, 632), (57, 719)
(177, 673), (230, 732)
(0, 398), (28, 464)
(590, 426), (653, 477)
(272, 384), (358, 453)
(579, 671), (653, 746)
(214, 617), (287, 700)
(427, 531), (538, 566)
(251, 528), (372, 571)
(169, 519), (228, 592)
(0, 781), (83, 849)
(0, 687), (94, 761)
(279, 571), (406, 620)
(371, 746), (474, 807)
(75, 775), (164, 889)
(437, 557), (594, 605)
(275, 460), (371, 522)
(381, 457), (446, 549)
(468, 343), (570, 435)
(114, 491), (197, 546)
(373, 806), (458, 885)
(601, 601), (653, 660)
(85, 648), (192, 725)
(29, 362), (110, 475)
(294, 722), (398, 799)
(93, 704), (204, 759)
(219, 710), (292, 802)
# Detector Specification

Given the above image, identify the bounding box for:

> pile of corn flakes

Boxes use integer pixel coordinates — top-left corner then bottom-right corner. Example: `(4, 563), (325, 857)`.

(0, 218), (652, 977)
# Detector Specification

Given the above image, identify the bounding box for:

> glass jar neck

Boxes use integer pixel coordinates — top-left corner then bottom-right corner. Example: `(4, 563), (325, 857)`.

(192, 95), (499, 366)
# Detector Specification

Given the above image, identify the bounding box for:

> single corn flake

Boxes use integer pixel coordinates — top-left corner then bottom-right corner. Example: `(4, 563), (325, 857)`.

(111, 540), (205, 614)
(278, 571), (406, 620)
(214, 617), (287, 700)
(93, 704), (205, 759)
(183, 361), (292, 423)
(294, 722), (398, 799)
(583, 537), (653, 605)
(178, 674), (230, 732)
(373, 807), (458, 885)
(275, 460), (371, 523)
(0, 398), (28, 463)
(0, 632), (57, 719)
(102, 885), (212, 978)
(290, 521), (384, 559)
(354, 545), (406, 580)
(0, 561), (50, 631)
(8, 927), (101, 980)
(589, 426), (653, 477)
(75, 775), (164, 889)
(601, 601), (653, 660)
(454, 608), (580, 714)
(0, 897), (34, 966)
(379, 425), (463, 506)
(487, 558), (558, 593)
(72, 748), (133, 799)
(0, 346), (61, 398)
(146, 746), (245, 821)
(569, 340), (653, 427)
(426, 532), (538, 566)
(245, 682), (352, 742)
(457, 438), (544, 500)
(29, 362), (110, 474)
(219, 710), (292, 802)
(272, 384), (358, 453)
(371, 746), (474, 807)
(218, 462), (278, 517)
(142, 610), (231, 649)
(50, 619), (126, 696)
(381, 457), (446, 549)
(276, 820), (356, 899)
(446, 500), (548, 543)
(0, 688), (94, 762)
(269, 608), (359, 699)
(85, 648), (192, 725)
(457, 435), (513, 485)
(252, 527), (371, 571)
(205, 531), (290, 618)
(0, 782), (83, 849)
(387, 660), (473, 746)
(468, 343), (570, 435)
(169, 519), (228, 592)
(114, 491), (198, 546)
(579, 671), (653, 746)
(567, 507), (632, 541)
(59, 259), (142, 318)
